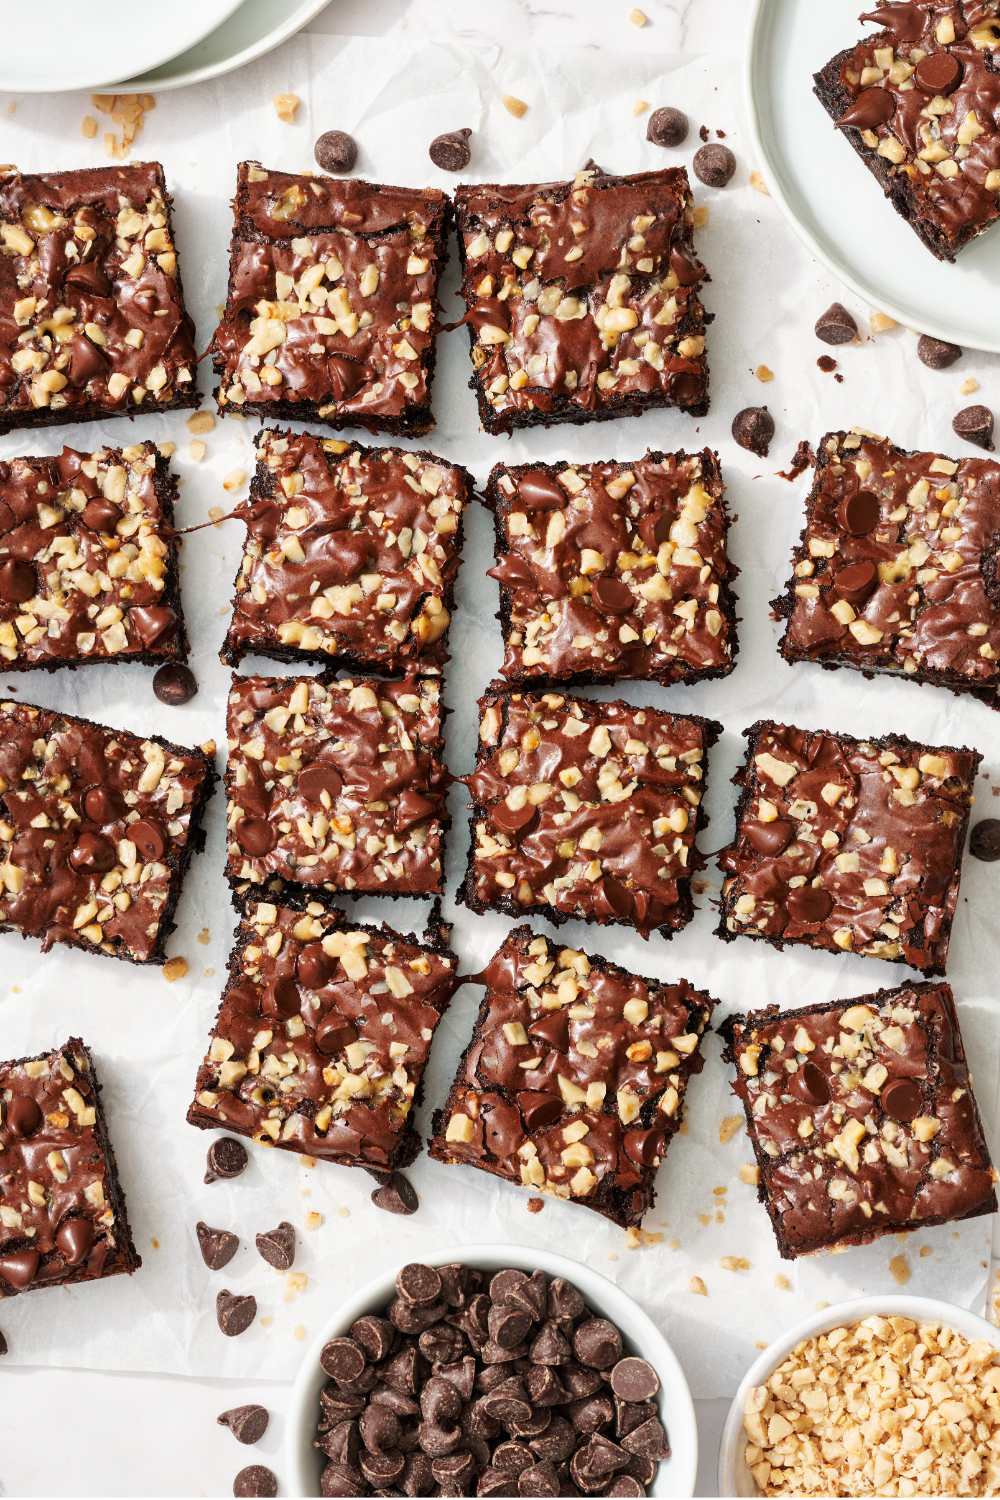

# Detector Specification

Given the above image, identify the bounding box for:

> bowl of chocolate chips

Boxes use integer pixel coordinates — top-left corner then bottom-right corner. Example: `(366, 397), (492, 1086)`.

(285, 1242), (697, 1496)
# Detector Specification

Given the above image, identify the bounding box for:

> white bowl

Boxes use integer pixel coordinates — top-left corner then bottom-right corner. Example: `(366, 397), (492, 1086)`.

(286, 1241), (697, 1497)
(718, 1294), (1000, 1497)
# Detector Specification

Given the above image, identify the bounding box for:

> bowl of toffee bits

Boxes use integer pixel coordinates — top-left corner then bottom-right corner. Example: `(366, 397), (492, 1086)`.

(285, 1242), (697, 1497)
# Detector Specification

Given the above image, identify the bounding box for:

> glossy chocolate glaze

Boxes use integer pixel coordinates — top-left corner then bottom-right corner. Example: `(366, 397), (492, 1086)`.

(720, 983), (997, 1257)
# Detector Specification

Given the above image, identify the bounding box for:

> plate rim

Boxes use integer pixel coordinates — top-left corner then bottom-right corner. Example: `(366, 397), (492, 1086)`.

(743, 0), (1000, 354)
(111, 0), (333, 92)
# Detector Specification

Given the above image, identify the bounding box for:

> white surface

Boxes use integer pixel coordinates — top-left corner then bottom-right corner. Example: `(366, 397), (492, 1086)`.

(1, 1), (999, 1495)
(0, 0), (246, 94)
(717, 1295), (1000, 1497)
(285, 1244), (697, 1497)
(746, 0), (1000, 351)
(117, 0), (338, 92)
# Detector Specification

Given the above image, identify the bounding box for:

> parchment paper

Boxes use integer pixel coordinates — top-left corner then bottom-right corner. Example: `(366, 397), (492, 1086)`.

(0, 35), (997, 1399)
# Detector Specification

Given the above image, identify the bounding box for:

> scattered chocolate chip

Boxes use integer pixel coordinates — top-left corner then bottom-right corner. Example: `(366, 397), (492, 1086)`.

(814, 302), (858, 345)
(836, 87), (895, 130)
(785, 886), (834, 924)
(297, 943), (335, 989)
(493, 801), (539, 840)
(197, 1221), (240, 1271)
(218, 1405), (270, 1445)
(646, 106), (688, 147)
(917, 334), (962, 369)
(130, 604), (178, 649)
(692, 143), (736, 188)
(914, 51), (962, 94)
(5, 1093), (43, 1137)
(0, 1251), (39, 1290)
(233, 1464), (277, 1498)
(395, 788), (437, 833)
(83, 785), (127, 824)
(371, 1170), (418, 1215)
(131, 817), (167, 861)
(791, 1061), (831, 1106)
(217, 1289), (257, 1338)
(321, 1337), (368, 1384)
(837, 489), (881, 535)
(745, 819), (793, 856)
(970, 819), (1000, 862)
(731, 405), (774, 457)
(153, 663), (198, 705)
(636, 510), (672, 549)
(429, 128), (472, 171)
(297, 762), (343, 803)
(517, 472), (566, 510)
(397, 1262), (443, 1306)
(0, 559), (35, 605)
(56, 1218), (95, 1266)
(205, 1136), (249, 1184)
(573, 1319), (622, 1370)
(834, 559), (879, 607)
(953, 404), (995, 450)
(69, 833), (115, 873)
(315, 130), (358, 174)
(255, 1221), (296, 1270)
(881, 1078), (923, 1122)
(590, 575), (634, 615)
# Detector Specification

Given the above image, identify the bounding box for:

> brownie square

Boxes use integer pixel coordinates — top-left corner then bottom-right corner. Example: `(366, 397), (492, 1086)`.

(0, 440), (188, 671)
(775, 429), (1000, 710)
(429, 926), (716, 1229)
(485, 450), (736, 688)
(0, 699), (215, 964)
(220, 428), (471, 674)
(226, 673), (449, 901)
(814, 4), (1000, 262)
(212, 162), (450, 436)
(459, 687), (720, 941)
(187, 895), (457, 1176)
(0, 162), (198, 433)
(0, 1037), (141, 1296)
(455, 162), (710, 434)
(715, 720), (981, 975)
(719, 983), (998, 1259)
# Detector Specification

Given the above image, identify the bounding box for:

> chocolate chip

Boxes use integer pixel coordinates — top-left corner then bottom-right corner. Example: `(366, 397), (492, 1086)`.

(837, 489), (881, 535)
(67, 334), (110, 387)
(745, 818), (793, 856)
(692, 143), (736, 187)
(507, 1268), (547, 1321)
(490, 1269), (528, 1305)
(322, 1337), (368, 1385)
(390, 1296), (448, 1335)
(881, 1078), (923, 1122)
(397, 1263), (443, 1306)
(494, 1441), (533, 1474)
(970, 819), (1000, 862)
(581, 1432), (629, 1476)
(359, 1401), (401, 1452)
(434, 1451), (476, 1488)
(83, 785), (127, 824)
(218, 1405), (270, 1445)
(298, 943), (335, 989)
(64, 260), (112, 298)
(590, 576), (634, 615)
(529, 1321), (572, 1366)
(834, 560), (879, 607)
(0, 1330), (6, 1356)
(421, 1374), (462, 1425)
(609, 1358), (659, 1403)
(153, 663), (198, 706)
(621, 1415), (671, 1460)
(5, 1093), (42, 1137)
(572, 1318), (622, 1370)
(420, 1323), (466, 1364)
(517, 473), (565, 510)
(0, 1251), (38, 1290)
(315, 130), (358, 174)
(547, 1277), (585, 1326)
(606, 1477), (645, 1497)
(731, 406), (774, 457)
(528, 1412), (574, 1458)
(478, 1467), (519, 1495)
(69, 833), (115, 873)
(298, 763), (343, 803)
(315, 1011), (358, 1056)
(197, 1221), (240, 1270)
(953, 404), (994, 450)
(489, 554), (538, 591)
(217, 1289), (257, 1337)
(205, 1136), (249, 1184)
(593, 875), (635, 920)
(792, 1061), (831, 1106)
(429, 128), (472, 171)
(261, 977), (300, 1021)
(234, 817), (274, 856)
(256, 1220), (296, 1270)
(493, 801), (539, 839)
(56, 1217), (95, 1266)
(372, 1171), (419, 1215)
(917, 334), (962, 369)
(517, 1092), (563, 1131)
(636, 510), (672, 549)
(319, 1460), (365, 1495)
(233, 1464), (277, 1498)
(836, 87), (895, 129)
(785, 885), (833, 924)
(130, 604), (178, 649)
(395, 789), (437, 833)
(814, 302), (858, 345)
(488, 1304), (533, 1349)
(646, 106), (689, 146)
(131, 817), (167, 861)
(0, 559), (35, 604)
(914, 51), (962, 94)
(352, 1315), (396, 1365)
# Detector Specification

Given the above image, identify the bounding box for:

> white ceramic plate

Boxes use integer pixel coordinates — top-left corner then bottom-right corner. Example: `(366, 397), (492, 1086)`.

(114, 0), (333, 92)
(0, 0), (246, 93)
(745, 0), (1000, 351)
(284, 1242), (698, 1497)
(717, 1293), (1000, 1496)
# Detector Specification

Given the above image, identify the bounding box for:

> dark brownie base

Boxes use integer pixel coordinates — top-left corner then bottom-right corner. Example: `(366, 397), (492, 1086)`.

(0, 390), (200, 438)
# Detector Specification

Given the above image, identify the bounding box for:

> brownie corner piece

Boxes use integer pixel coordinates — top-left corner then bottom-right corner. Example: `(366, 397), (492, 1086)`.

(454, 162), (709, 434)
(186, 892), (458, 1174)
(429, 925), (716, 1229)
(486, 450), (737, 689)
(813, 7), (1000, 262)
(212, 161), (451, 436)
(0, 1037), (141, 1296)
(220, 427), (471, 673)
(716, 719), (981, 975)
(225, 671), (448, 901)
(0, 439), (189, 671)
(0, 160), (198, 434)
(0, 699), (215, 964)
(460, 687), (721, 941)
(719, 982), (998, 1259)
(775, 428), (1000, 711)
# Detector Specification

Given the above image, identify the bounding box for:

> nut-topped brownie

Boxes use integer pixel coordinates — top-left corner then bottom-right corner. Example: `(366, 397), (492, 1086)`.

(814, 3), (1000, 262)
(0, 700), (214, 964)
(460, 688), (720, 941)
(221, 429), (470, 673)
(226, 673), (448, 900)
(429, 926), (716, 1229)
(0, 440), (187, 671)
(716, 720), (981, 975)
(454, 162), (710, 434)
(776, 429), (1000, 710)
(486, 451), (736, 688)
(187, 896), (457, 1175)
(719, 984), (998, 1259)
(0, 1037), (141, 1296)
(0, 162), (197, 432)
(212, 162), (450, 436)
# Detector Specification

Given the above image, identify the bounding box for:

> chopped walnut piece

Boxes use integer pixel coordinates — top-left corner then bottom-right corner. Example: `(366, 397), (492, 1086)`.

(273, 94), (300, 124)
(500, 94), (529, 118)
(162, 957), (189, 982)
